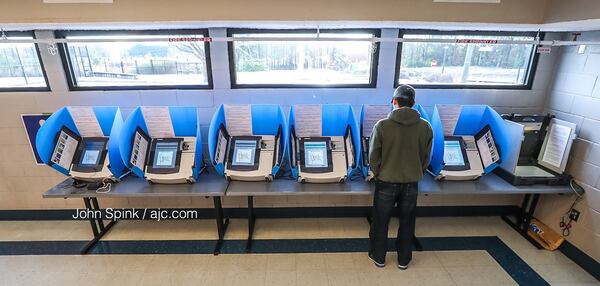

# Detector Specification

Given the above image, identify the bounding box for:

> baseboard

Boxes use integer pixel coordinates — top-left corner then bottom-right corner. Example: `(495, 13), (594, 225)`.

(0, 205), (520, 221)
(559, 240), (600, 281)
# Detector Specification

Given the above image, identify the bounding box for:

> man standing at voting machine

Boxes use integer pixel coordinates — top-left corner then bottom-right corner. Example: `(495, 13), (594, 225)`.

(368, 85), (433, 270)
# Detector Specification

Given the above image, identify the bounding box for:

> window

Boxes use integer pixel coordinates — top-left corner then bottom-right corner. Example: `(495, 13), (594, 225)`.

(0, 32), (49, 91)
(56, 30), (212, 90)
(395, 31), (540, 89)
(228, 29), (380, 88)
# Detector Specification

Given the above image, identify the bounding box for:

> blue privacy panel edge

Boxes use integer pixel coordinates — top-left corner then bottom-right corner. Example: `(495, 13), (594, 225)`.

(413, 104), (439, 173)
(208, 104), (288, 177)
(454, 105), (487, 136)
(120, 106), (202, 180)
(193, 114), (203, 179)
(92, 106), (116, 136)
(289, 104), (361, 179)
(169, 106), (204, 180)
(36, 106), (126, 178)
(93, 106), (127, 179)
(168, 107), (202, 179)
(429, 105), (446, 176)
(445, 105), (510, 174)
(250, 104), (288, 176)
(359, 105), (369, 177)
(480, 106), (511, 173)
(208, 105), (226, 175)
(119, 107), (148, 178)
(105, 108), (127, 178)
(169, 107), (198, 137)
(36, 107), (75, 176)
(346, 105), (361, 178)
(285, 106), (298, 178)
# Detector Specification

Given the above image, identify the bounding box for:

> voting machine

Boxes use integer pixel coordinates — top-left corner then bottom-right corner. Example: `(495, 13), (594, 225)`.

(120, 106), (202, 184)
(36, 106), (127, 183)
(209, 104), (287, 182)
(496, 114), (575, 185)
(359, 104), (435, 181)
(289, 104), (360, 184)
(429, 105), (511, 181)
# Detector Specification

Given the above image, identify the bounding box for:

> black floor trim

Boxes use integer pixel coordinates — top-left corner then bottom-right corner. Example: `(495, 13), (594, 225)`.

(0, 236), (549, 285)
(559, 240), (600, 281)
(0, 206), (520, 221)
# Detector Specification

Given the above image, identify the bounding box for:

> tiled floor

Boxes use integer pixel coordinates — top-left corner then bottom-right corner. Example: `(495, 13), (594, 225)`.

(0, 217), (598, 286)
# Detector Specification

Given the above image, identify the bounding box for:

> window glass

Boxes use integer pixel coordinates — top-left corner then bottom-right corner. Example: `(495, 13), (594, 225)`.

(398, 33), (536, 87)
(61, 32), (210, 89)
(0, 35), (47, 90)
(231, 31), (378, 86)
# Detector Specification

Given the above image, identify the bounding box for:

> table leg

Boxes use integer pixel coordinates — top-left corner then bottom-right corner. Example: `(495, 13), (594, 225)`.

(517, 194), (531, 230)
(213, 196), (229, 256)
(90, 198), (105, 231)
(524, 194), (540, 231)
(246, 196), (255, 253)
(501, 194), (543, 249)
(80, 197), (117, 254)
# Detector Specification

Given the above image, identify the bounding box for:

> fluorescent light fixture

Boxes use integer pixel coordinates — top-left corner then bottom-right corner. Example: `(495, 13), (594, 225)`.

(43, 0), (113, 3)
(434, 0), (500, 3)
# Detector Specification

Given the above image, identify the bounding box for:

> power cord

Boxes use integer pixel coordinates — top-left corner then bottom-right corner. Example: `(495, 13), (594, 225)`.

(95, 178), (113, 194)
(560, 179), (585, 237)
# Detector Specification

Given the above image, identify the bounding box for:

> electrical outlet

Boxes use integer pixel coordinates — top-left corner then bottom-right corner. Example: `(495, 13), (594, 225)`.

(570, 209), (581, 222)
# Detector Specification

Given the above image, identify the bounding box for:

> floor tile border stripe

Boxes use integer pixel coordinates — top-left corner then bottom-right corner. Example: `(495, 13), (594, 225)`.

(559, 240), (600, 281)
(0, 236), (549, 285)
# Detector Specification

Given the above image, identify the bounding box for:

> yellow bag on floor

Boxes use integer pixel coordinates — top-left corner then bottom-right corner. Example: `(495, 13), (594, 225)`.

(527, 218), (565, 251)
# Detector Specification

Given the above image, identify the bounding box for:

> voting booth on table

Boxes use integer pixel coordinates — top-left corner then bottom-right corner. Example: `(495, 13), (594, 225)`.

(36, 106), (127, 183)
(495, 114), (576, 185)
(288, 104), (360, 183)
(428, 105), (510, 181)
(119, 106), (202, 184)
(208, 104), (287, 182)
(359, 104), (440, 180)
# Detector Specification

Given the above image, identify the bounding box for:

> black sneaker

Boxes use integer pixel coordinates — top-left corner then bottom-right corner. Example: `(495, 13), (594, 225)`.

(368, 253), (385, 268)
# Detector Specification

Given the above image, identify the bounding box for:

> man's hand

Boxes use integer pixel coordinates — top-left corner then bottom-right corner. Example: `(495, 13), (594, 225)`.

(366, 171), (375, 182)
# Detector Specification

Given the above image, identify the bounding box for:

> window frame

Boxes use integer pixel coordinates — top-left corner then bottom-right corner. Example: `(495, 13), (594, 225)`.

(227, 28), (381, 89)
(394, 29), (543, 90)
(55, 29), (213, 91)
(0, 31), (51, 92)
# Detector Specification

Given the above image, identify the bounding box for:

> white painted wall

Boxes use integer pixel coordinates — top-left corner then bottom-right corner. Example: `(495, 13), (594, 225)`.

(536, 31), (600, 263)
(0, 28), (558, 209)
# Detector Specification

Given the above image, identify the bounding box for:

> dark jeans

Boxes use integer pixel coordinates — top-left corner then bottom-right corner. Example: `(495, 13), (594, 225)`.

(369, 181), (418, 266)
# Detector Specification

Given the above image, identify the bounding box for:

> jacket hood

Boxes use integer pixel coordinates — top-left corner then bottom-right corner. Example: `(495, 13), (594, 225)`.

(388, 108), (421, 125)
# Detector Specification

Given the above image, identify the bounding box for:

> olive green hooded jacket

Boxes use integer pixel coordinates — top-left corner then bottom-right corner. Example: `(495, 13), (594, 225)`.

(369, 107), (433, 183)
